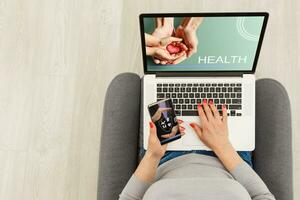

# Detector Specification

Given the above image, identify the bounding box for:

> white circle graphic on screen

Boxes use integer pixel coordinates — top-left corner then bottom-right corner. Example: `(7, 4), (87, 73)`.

(236, 17), (259, 41)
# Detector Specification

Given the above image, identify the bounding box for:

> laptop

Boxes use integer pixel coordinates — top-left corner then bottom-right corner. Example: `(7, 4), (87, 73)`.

(140, 12), (268, 151)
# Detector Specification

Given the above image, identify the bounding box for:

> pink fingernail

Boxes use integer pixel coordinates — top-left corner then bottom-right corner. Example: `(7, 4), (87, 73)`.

(149, 122), (154, 128)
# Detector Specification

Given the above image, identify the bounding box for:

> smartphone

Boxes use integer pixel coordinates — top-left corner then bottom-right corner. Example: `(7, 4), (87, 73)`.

(148, 98), (181, 145)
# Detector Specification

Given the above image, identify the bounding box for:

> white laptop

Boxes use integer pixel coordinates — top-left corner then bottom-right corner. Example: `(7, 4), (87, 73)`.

(140, 12), (268, 151)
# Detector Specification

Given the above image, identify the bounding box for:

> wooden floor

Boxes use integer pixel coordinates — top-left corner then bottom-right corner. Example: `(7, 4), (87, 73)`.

(0, 0), (299, 199)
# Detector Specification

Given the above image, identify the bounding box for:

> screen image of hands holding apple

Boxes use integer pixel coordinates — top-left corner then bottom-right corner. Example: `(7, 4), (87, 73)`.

(144, 17), (203, 65)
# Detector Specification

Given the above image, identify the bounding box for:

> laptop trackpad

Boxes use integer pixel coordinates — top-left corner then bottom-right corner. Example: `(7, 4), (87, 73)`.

(183, 127), (204, 146)
(181, 116), (206, 147)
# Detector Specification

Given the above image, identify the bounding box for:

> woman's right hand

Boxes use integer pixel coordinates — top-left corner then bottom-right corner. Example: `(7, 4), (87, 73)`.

(175, 26), (198, 58)
(189, 99), (231, 152)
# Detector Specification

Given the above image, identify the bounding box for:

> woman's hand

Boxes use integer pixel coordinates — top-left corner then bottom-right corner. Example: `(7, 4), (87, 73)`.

(152, 17), (174, 64)
(148, 120), (185, 158)
(175, 17), (203, 57)
(189, 100), (243, 171)
(147, 121), (168, 160)
(146, 36), (187, 65)
(189, 99), (230, 152)
(175, 25), (198, 58)
(159, 36), (183, 47)
(159, 37), (188, 65)
(152, 17), (174, 39)
(134, 120), (185, 182)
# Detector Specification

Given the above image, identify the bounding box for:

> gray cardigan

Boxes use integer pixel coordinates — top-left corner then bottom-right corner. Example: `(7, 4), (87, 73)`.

(119, 154), (275, 200)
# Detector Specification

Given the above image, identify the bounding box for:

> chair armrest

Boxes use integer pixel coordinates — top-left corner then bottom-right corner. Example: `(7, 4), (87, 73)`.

(254, 79), (293, 200)
(97, 73), (141, 200)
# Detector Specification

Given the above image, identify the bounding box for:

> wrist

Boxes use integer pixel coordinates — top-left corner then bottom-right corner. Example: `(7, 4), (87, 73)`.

(145, 151), (162, 163)
(134, 150), (161, 183)
(213, 142), (233, 157)
(214, 143), (243, 172)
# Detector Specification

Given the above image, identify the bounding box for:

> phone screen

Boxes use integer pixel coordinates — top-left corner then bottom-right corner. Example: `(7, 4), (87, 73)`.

(148, 98), (181, 145)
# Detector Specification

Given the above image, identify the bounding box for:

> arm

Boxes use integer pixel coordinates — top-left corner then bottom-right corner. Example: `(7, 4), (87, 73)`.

(118, 152), (160, 200)
(119, 122), (167, 200)
(134, 122), (166, 183)
(215, 145), (275, 199)
(230, 161), (275, 200)
(119, 121), (185, 200)
(189, 100), (275, 200)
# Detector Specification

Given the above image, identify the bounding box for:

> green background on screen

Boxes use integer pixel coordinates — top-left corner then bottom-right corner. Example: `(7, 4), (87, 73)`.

(143, 16), (264, 71)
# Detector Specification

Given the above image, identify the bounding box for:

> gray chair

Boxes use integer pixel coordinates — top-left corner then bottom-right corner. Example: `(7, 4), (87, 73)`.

(97, 73), (293, 200)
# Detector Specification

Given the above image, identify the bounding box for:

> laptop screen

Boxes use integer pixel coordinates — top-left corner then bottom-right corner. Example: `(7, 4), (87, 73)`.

(139, 13), (268, 73)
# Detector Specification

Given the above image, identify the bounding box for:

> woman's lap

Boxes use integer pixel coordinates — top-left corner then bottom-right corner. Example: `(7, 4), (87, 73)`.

(159, 150), (253, 167)
(139, 148), (253, 168)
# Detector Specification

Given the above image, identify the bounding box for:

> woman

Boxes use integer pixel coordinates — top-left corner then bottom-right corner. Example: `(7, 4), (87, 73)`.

(119, 100), (275, 199)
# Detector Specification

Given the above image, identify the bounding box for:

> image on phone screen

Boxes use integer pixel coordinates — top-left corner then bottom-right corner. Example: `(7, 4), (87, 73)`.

(148, 99), (181, 145)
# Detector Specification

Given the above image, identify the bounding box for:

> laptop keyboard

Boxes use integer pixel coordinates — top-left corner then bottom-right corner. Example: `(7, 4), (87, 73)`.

(156, 83), (242, 117)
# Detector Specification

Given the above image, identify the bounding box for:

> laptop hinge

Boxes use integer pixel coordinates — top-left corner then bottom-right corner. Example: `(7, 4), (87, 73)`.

(156, 72), (244, 77)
